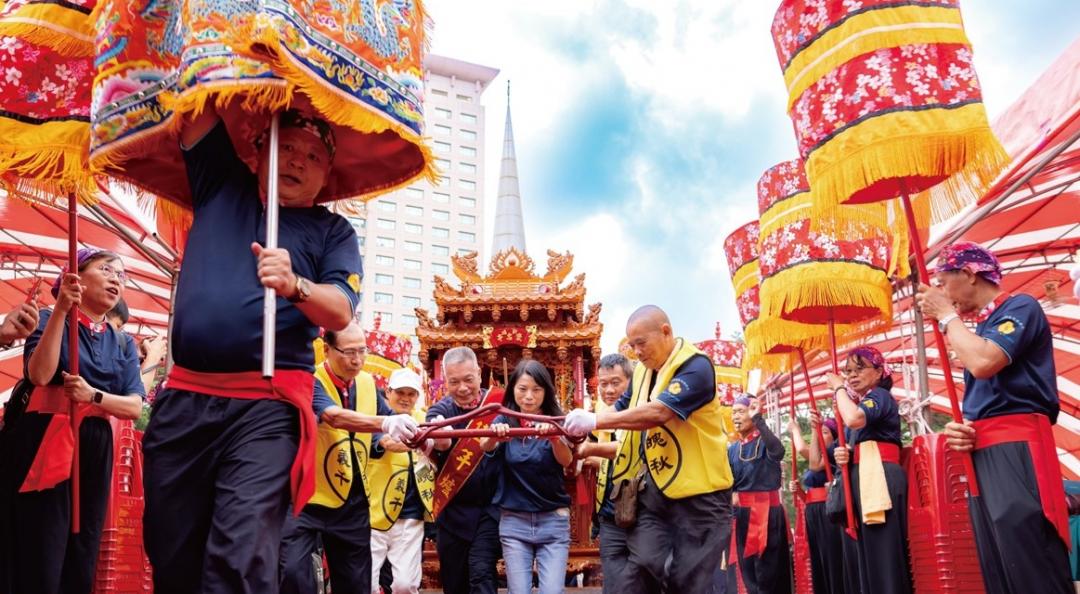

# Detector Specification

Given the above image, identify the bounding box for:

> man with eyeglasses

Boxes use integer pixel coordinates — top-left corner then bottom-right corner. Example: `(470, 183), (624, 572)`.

(425, 346), (503, 594)
(280, 321), (415, 594)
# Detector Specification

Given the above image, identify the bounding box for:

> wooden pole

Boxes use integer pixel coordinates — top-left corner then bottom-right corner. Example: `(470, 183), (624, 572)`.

(797, 349), (833, 482)
(828, 319), (859, 540)
(67, 197), (80, 534)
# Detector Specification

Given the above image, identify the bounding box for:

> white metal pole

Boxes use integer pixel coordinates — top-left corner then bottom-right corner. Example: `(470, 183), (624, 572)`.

(263, 113), (281, 378)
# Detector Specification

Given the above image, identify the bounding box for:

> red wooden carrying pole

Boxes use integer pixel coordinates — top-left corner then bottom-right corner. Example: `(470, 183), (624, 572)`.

(788, 370), (799, 481)
(798, 349), (833, 482)
(67, 197), (80, 534)
(898, 186), (979, 496)
(828, 320), (859, 540)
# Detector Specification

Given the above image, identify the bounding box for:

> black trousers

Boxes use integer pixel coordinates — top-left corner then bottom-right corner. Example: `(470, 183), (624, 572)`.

(598, 516), (630, 594)
(1, 413), (112, 594)
(969, 442), (1072, 594)
(804, 501), (845, 594)
(733, 504), (793, 594)
(435, 511), (501, 594)
(143, 389), (299, 594)
(843, 462), (912, 594)
(279, 488), (372, 594)
(623, 472), (732, 594)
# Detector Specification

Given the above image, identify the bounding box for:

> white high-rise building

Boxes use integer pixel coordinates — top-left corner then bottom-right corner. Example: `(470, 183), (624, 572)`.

(349, 55), (500, 336)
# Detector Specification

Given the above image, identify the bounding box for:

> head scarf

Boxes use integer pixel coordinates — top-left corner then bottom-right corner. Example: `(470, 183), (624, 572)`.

(51, 248), (104, 298)
(936, 241), (1002, 285)
(823, 417), (838, 439)
(257, 109), (336, 160)
(733, 395), (752, 408)
(847, 345), (891, 377)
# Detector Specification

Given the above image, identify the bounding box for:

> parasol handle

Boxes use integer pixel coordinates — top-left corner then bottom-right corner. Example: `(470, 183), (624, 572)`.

(798, 349), (832, 482)
(262, 114), (281, 379)
(828, 320), (859, 540)
(898, 187), (979, 497)
(67, 197), (80, 534)
(788, 369), (799, 484)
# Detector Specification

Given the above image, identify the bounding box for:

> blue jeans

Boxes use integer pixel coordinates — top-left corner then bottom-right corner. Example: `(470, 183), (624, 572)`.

(498, 509), (570, 594)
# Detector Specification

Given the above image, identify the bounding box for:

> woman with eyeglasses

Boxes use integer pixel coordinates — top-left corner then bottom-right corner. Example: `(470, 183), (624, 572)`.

(824, 346), (911, 594)
(480, 360), (573, 594)
(0, 248), (144, 594)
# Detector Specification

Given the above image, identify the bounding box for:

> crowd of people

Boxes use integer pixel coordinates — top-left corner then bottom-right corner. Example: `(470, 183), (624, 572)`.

(0, 106), (1071, 594)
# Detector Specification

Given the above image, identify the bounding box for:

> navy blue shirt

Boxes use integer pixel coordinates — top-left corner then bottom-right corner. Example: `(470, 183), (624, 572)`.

(802, 447), (836, 489)
(174, 123), (362, 373)
(613, 353), (716, 420)
(596, 397), (629, 521)
(426, 394), (501, 540)
(727, 415), (784, 492)
(25, 308), (145, 399)
(845, 387), (902, 447)
(491, 415), (571, 513)
(314, 376), (390, 484)
(962, 294), (1059, 422)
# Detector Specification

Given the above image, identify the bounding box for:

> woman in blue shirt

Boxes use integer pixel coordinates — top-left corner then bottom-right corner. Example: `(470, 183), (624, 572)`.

(826, 345), (911, 594)
(480, 360), (573, 594)
(1, 248), (144, 594)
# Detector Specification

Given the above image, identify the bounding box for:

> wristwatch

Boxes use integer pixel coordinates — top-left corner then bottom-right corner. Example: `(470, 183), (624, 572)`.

(937, 313), (959, 334)
(288, 276), (313, 303)
(92, 390), (104, 404)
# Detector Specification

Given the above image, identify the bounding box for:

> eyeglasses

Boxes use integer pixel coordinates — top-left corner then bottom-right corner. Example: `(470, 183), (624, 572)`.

(842, 365), (874, 376)
(330, 345), (367, 359)
(95, 263), (127, 282)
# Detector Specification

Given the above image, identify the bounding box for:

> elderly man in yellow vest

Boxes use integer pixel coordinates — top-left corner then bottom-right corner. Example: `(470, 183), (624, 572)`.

(367, 368), (435, 594)
(565, 305), (733, 594)
(279, 321), (418, 594)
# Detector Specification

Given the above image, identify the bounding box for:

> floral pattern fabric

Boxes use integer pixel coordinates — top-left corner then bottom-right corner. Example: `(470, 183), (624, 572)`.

(759, 217), (891, 281)
(757, 158), (808, 215)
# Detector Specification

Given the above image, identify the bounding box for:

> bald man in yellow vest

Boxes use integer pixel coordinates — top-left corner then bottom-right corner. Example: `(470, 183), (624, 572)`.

(565, 305), (733, 594)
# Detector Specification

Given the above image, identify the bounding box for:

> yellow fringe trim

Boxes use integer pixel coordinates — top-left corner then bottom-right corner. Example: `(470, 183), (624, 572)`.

(0, 117), (97, 203)
(759, 260), (893, 326)
(731, 260), (759, 298)
(806, 103), (1010, 225)
(783, 5), (966, 109)
(760, 185), (892, 239)
(0, 3), (95, 57)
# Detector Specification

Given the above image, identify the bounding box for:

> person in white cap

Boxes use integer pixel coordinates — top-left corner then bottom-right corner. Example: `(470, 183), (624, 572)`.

(367, 368), (435, 594)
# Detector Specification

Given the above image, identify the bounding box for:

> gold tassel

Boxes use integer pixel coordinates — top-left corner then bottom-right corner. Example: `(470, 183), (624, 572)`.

(759, 260), (893, 326)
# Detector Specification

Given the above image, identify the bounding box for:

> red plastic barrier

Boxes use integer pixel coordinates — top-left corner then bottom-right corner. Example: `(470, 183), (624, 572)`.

(792, 494), (814, 594)
(92, 420), (152, 593)
(906, 433), (985, 594)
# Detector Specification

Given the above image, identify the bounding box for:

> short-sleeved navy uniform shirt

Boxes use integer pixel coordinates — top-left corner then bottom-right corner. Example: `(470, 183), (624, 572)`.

(963, 294), (1058, 422)
(314, 380), (391, 485)
(845, 387), (902, 447)
(174, 123), (361, 373)
(25, 309), (145, 399)
(612, 353), (716, 419)
(802, 447), (837, 489)
(728, 434), (783, 492)
(491, 414), (571, 513)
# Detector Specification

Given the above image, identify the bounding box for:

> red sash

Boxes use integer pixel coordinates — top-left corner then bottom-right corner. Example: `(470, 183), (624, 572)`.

(431, 389), (504, 518)
(166, 366), (316, 514)
(734, 490), (780, 558)
(806, 486), (828, 503)
(852, 441), (901, 464)
(973, 413), (1069, 548)
(19, 386), (110, 492)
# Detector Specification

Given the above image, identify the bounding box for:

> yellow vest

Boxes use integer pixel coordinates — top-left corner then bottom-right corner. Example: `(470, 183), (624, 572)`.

(309, 366), (378, 509)
(593, 398), (623, 514)
(367, 409), (436, 530)
(611, 339), (733, 499)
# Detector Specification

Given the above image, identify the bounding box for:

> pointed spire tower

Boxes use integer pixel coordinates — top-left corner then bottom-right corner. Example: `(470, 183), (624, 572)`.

(491, 81), (527, 255)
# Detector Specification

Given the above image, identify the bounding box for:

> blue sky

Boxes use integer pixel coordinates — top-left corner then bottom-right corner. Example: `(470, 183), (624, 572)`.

(425, 0), (1080, 353)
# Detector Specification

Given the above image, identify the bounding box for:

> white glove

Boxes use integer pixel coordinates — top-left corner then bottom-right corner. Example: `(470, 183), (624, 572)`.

(563, 409), (597, 437)
(382, 414), (419, 442)
(1071, 267), (1080, 301)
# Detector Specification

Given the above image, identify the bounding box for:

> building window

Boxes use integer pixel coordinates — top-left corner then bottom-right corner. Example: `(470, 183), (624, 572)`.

(460, 129), (477, 140)
(403, 240), (422, 253)
(432, 209), (450, 221)
(405, 205), (423, 217)
(376, 219), (395, 230)
(435, 158), (451, 171)
(375, 236), (395, 248)
(460, 145), (477, 157)
(432, 192), (450, 203)
(403, 259), (421, 270)
(432, 263), (449, 275)
(377, 200), (396, 212)
(436, 176), (450, 188)
(458, 196), (476, 208)
(374, 273), (393, 285)
(459, 180), (476, 191)
(434, 140), (451, 154)
(348, 217), (366, 230)
(405, 187), (424, 200)
(404, 277), (422, 289)
(374, 255), (394, 267)
(404, 222), (422, 235)
(377, 312), (393, 324)
(357, 236), (365, 248)
(457, 247), (474, 256)
(432, 244), (449, 256)
(432, 227), (450, 239)
(458, 214), (476, 225)
(403, 296), (422, 308)
(374, 292), (393, 304)
(402, 314), (417, 328)
(459, 162), (477, 174)
(459, 231), (476, 243)
(460, 113), (477, 124)
(456, 94), (472, 102)
(431, 89), (447, 97)
(435, 107), (452, 119)
(434, 124), (451, 136)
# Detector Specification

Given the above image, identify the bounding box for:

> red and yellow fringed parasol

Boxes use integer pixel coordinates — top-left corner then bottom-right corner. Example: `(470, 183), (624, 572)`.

(695, 325), (743, 441)
(772, 0), (1009, 224)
